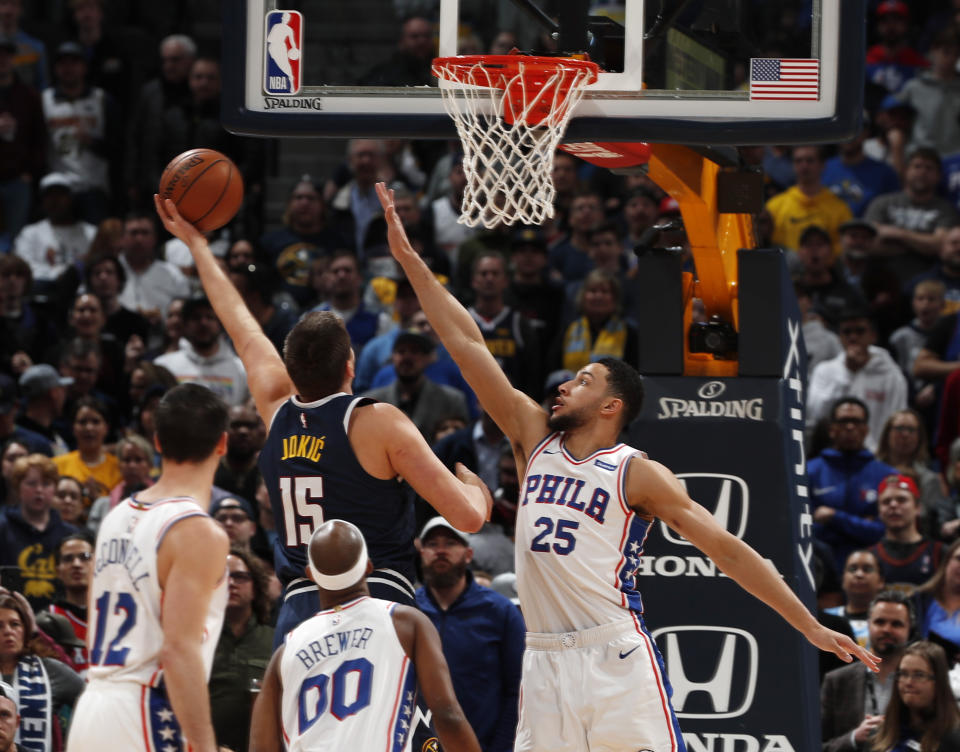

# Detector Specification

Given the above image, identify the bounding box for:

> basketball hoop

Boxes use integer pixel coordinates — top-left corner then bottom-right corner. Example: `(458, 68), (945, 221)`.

(432, 55), (599, 228)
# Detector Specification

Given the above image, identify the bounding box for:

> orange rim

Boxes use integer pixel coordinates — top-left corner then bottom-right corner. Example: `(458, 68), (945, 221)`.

(432, 55), (599, 88)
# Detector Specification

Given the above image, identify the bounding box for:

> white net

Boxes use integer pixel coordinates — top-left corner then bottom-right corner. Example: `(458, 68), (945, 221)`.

(433, 57), (597, 228)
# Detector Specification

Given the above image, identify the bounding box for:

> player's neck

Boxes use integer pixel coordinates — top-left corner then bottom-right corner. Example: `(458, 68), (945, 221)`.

(140, 458), (219, 503)
(317, 586), (368, 610)
(559, 425), (619, 461)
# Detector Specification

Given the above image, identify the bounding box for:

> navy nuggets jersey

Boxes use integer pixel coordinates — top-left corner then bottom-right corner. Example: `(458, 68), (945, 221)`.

(260, 394), (415, 588)
(516, 432), (651, 633)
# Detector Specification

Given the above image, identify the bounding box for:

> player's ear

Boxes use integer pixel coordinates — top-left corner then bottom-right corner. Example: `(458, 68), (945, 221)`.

(215, 431), (228, 456)
(600, 396), (623, 418)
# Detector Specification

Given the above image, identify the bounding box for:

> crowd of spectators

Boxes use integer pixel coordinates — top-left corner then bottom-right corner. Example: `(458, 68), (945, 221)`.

(4, 0), (960, 750)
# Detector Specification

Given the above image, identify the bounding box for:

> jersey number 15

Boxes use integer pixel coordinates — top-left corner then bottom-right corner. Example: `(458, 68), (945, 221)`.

(280, 476), (324, 546)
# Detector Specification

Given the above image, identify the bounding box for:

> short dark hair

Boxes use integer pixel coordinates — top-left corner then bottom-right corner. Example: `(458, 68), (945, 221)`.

(588, 222), (621, 242)
(283, 312), (352, 400)
(154, 383), (228, 462)
(84, 252), (126, 289)
(71, 395), (111, 427)
(597, 357), (644, 429)
(831, 396), (870, 422)
(907, 146), (942, 172)
(55, 530), (95, 564)
(868, 588), (916, 629)
(123, 209), (157, 229)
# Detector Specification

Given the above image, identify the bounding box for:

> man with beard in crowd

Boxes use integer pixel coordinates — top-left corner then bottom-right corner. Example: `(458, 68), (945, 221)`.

(213, 402), (265, 506)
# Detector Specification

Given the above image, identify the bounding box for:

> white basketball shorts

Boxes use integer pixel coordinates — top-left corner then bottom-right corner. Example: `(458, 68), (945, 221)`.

(67, 680), (188, 752)
(515, 614), (685, 752)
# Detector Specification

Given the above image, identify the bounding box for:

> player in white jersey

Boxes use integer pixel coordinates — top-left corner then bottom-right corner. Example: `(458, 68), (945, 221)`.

(377, 183), (880, 751)
(66, 384), (230, 752)
(251, 519), (481, 752)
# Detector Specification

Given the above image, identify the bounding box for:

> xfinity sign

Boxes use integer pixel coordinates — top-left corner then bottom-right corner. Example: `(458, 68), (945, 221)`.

(651, 626), (758, 719)
(662, 474), (750, 545)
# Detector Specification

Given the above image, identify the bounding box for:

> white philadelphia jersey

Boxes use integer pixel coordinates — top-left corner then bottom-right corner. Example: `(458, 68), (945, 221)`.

(86, 496), (227, 686)
(280, 597), (417, 752)
(516, 432), (652, 633)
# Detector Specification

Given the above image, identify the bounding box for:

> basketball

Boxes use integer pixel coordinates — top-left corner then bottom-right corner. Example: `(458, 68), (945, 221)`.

(158, 148), (244, 232)
(288, 47), (300, 61)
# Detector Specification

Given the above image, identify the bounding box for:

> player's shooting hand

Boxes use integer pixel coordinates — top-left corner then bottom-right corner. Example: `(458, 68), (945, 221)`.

(153, 194), (207, 252)
(375, 182), (417, 263)
(807, 624), (880, 672)
(454, 461), (494, 522)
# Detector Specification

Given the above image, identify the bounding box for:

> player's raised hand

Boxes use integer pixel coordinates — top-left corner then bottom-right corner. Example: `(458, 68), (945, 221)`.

(806, 623), (880, 671)
(154, 194), (207, 251)
(375, 182), (418, 264)
(454, 462), (493, 522)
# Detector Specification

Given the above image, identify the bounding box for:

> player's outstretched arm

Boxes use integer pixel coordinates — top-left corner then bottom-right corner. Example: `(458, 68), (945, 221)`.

(157, 516), (231, 752)
(154, 195), (294, 420)
(375, 182), (546, 455)
(392, 606), (482, 752)
(249, 646), (284, 752)
(351, 401), (491, 531)
(626, 457), (880, 672)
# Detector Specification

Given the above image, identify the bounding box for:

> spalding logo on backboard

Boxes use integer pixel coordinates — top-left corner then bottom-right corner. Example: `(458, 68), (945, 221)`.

(263, 9), (303, 95)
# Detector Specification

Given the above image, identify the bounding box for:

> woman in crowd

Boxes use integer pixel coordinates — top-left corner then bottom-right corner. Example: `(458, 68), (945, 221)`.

(824, 549), (886, 647)
(52, 397), (121, 502)
(917, 539), (960, 643)
(937, 438), (960, 541)
(876, 409), (947, 537)
(85, 433), (154, 534)
(550, 268), (640, 373)
(0, 438), (29, 507)
(51, 476), (86, 528)
(0, 590), (84, 751)
(871, 641), (960, 752)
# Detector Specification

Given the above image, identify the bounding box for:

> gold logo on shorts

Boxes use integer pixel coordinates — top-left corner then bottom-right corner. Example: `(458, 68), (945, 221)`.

(421, 738), (440, 752)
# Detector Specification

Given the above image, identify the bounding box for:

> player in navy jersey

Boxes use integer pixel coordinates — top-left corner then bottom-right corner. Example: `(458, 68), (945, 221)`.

(377, 183), (879, 751)
(250, 519), (481, 752)
(154, 196), (492, 645)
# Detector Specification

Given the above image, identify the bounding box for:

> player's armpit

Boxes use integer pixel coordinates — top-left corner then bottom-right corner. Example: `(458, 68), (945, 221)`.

(249, 647), (285, 752)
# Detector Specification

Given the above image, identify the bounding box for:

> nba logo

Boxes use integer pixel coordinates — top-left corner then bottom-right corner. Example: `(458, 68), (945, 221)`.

(264, 10), (303, 95)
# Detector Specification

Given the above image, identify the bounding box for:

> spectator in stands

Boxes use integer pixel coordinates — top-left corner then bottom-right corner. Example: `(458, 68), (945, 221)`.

(549, 191), (604, 284)
(259, 176), (343, 308)
(154, 296), (249, 406)
(359, 14), (434, 87)
(907, 226), (960, 315)
(16, 364), (72, 455)
(49, 531), (94, 675)
(865, 147), (960, 280)
(0, 375), (51, 457)
(547, 151), (583, 239)
(125, 33), (196, 205)
(505, 225), (564, 337)
(213, 403), (265, 508)
(0, 0), (47, 90)
(429, 153), (475, 262)
(85, 433), (154, 534)
(0, 590), (84, 748)
(0, 254), (57, 367)
(865, 94), (916, 180)
(414, 516), (525, 752)
(823, 549), (886, 647)
(822, 115), (901, 217)
(227, 262), (297, 356)
(60, 292), (124, 395)
(363, 329), (469, 438)
(42, 40), (122, 224)
(51, 475), (85, 528)
(209, 547), (274, 752)
(307, 250), (380, 352)
(796, 285), (842, 381)
(876, 410), (946, 535)
(330, 139), (397, 259)
(53, 396), (120, 501)
(794, 225), (867, 326)
(917, 539), (960, 643)
(432, 409), (508, 499)
(468, 251), (543, 397)
(912, 282), (960, 395)
(807, 310), (908, 451)
(809, 397), (896, 571)
(210, 496), (259, 553)
(471, 445), (520, 554)
(117, 211), (190, 331)
(621, 185), (661, 252)
(865, 0), (930, 95)
(821, 590), (914, 752)
(765, 145), (852, 256)
(355, 278), (423, 392)
(0, 679), (17, 752)
(0, 438), (27, 506)
(551, 268), (640, 374)
(0, 32), (45, 253)
(898, 28), (960, 158)
(84, 252), (150, 349)
(0, 455), (78, 609)
(13, 173), (96, 297)
(872, 641), (960, 751)
(889, 280), (945, 408)
(870, 474), (942, 589)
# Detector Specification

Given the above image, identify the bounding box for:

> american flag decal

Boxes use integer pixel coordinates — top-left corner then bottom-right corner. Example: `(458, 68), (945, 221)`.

(749, 58), (820, 100)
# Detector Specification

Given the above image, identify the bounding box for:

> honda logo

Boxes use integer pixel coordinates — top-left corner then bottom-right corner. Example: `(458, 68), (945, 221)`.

(662, 474), (750, 545)
(697, 381), (726, 399)
(651, 626), (758, 719)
